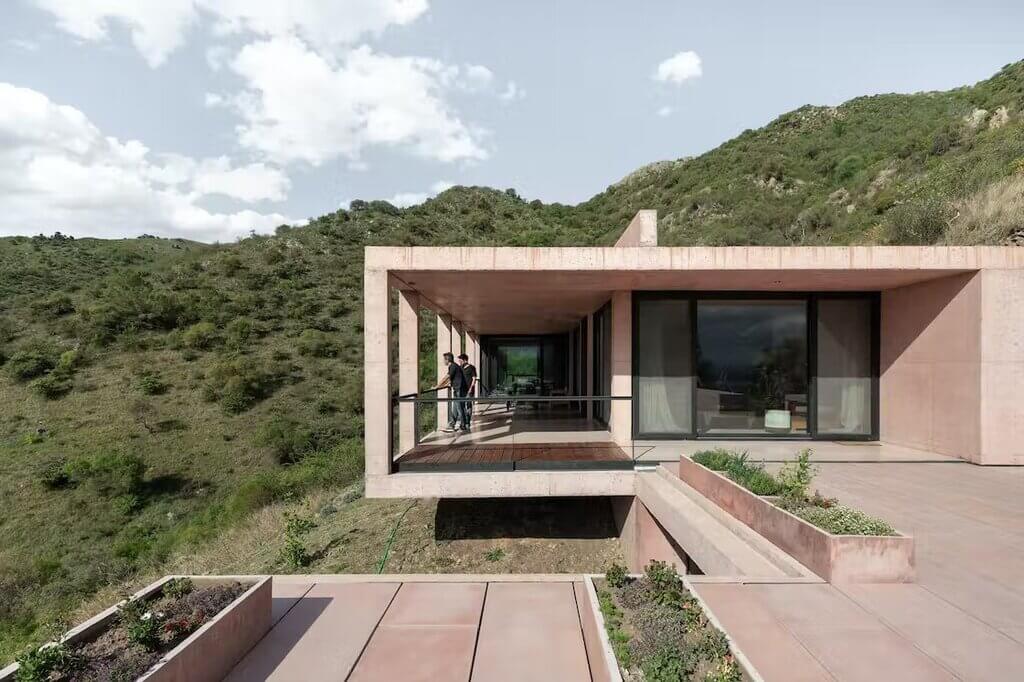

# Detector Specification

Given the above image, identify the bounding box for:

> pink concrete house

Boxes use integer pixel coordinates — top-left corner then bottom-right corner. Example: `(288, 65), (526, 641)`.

(364, 211), (1024, 498)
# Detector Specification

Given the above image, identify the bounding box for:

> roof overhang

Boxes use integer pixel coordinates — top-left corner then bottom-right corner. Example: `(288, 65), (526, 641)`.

(369, 246), (1021, 335)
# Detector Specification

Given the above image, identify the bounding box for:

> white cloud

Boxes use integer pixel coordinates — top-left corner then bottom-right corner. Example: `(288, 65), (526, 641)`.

(29, 0), (429, 66)
(0, 82), (297, 241)
(224, 37), (488, 165)
(9, 38), (41, 51)
(654, 50), (703, 84)
(387, 179), (454, 207)
(656, 105), (674, 117)
(499, 81), (525, 102)
(30, 0), (197, 67)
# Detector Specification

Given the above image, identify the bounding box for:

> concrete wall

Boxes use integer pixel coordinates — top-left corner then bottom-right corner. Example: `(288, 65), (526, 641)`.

(613, 210), (658, 247)
(979, 269), (1024, 465)
(880, 272), (982, 460)
(611, 496), (689, 574)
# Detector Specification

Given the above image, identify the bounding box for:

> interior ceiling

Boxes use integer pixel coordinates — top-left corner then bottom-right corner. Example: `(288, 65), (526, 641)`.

(394, 269), (970, 335)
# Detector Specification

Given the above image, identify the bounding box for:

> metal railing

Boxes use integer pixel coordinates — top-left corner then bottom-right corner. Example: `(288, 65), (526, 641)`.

(389, 391), (638, 472)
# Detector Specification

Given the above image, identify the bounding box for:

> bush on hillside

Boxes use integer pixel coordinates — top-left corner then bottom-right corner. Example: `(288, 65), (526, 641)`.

(30, 372), (73, 400)
(255, 416), (340, 464)
(944, 175), (1024, 245)
(136, 371), (168, 395)
(225, 317), (255, 348)
(204, 358), (279, 414)
(67, 452), (147, 498)
(881, 197), (950, 244)
(30, 294), (75, 319)
(6, 346), (58, 381)
(296, 329), (338, 358)
(80, 272), (192, 345)
(182, 322), (219, 350)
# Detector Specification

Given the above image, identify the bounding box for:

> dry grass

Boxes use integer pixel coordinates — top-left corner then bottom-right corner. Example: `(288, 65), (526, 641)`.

(944, 175), (1024, 245)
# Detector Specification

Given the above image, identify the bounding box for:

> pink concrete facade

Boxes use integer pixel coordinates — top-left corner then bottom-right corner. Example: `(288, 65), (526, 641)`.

(364, 222), (1024, 497)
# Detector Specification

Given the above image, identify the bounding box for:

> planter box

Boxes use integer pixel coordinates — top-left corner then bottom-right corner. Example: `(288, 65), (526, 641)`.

(582, 575), (760, 682)
(678, 456), (915, 583)
(0, 575), (271, 682)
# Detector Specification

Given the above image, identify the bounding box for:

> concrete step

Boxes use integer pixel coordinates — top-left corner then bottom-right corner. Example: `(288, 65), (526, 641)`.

(636, 469), (814, 579)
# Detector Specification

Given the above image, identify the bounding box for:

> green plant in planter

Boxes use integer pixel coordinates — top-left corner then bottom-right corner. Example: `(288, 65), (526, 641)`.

(644, 560), (685, 608)
(163, 577), (194, 600)
(605, 562), (628, 588)
(118, 596), (162, 650)
(777, 448), (816, 500)
(641, 647), (688, 682)
(14, 642), (81, 682)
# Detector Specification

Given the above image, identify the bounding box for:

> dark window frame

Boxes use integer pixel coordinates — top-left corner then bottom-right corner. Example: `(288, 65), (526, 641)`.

(632, 291), (880, 441)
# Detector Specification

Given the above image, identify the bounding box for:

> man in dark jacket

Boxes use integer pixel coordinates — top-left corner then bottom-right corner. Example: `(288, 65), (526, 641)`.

(436, 352), (467, 432)
(458, 353), (477, 428)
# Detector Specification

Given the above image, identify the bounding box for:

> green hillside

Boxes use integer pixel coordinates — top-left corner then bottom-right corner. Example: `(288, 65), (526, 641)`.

(2, 60), (1024, 660)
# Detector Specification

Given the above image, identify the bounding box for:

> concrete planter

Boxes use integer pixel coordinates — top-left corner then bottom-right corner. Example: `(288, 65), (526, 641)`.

(0, 575), (271, 682)
(583, 575), (762, 682)
(678, 456), (915, 583)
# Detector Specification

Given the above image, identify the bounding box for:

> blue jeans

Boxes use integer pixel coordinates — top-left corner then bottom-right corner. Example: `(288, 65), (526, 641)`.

(448, 394), (469, 429)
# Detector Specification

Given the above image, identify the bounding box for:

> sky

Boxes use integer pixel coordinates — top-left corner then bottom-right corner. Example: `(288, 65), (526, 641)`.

(1, 1), (1022, 242)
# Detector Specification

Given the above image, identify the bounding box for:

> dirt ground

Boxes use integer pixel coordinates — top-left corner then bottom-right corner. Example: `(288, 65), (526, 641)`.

(310, 495), (624, 575)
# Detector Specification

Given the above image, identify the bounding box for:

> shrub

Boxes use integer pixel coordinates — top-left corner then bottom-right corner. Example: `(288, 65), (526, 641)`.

(30, 372), (73, 400)
(944, 175), (1024, 245)
(640, 648), (688, 682)
(30, 294), (75, 319)
(484, 547), (505, 562)
(279, 513), (315, 569)
(182, 322), (219, 349)
(777, 448), (816, 500)
(605, 562), (628, 588)
(36, 457), (72, 489)
(255, 417), (316, 464)
(205, 358), (278, 414)
(881, 197), (950, 245)
(68, 452), (146, 498)
(55, 349), (83, 372)
(296, 329), (338, 357)
(136, 371), (168, 395)
(225, 317), (255, 348)
(7, 348), (57, 381)
(692, 449), (785, 496)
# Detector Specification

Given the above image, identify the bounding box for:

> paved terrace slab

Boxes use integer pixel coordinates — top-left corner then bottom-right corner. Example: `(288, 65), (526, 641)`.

(227, 576), (601, 682)
(686, 459), (1024, 681)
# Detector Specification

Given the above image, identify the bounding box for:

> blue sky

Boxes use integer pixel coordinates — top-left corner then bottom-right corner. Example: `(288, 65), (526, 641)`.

(1, 0), (1022, 241)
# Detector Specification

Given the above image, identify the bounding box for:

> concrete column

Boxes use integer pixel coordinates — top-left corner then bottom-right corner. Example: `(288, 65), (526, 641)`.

(609, 291), (633, 446)
(398, 290), (420, 455)
(466, 332), (481, 391)
(363, 268), (392, 477)
(436, 313), (452, 429)
(452, 320), (465, 357)
(585, 313), (595, 421)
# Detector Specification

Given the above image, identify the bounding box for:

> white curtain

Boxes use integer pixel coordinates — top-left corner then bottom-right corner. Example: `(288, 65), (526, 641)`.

(637, 300), (693, 434)
(817, 299), (872, 434)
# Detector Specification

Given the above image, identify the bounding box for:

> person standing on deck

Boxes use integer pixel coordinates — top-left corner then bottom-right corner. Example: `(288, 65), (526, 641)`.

(458, 353), (477, 429)
(435, 352), (467, 432)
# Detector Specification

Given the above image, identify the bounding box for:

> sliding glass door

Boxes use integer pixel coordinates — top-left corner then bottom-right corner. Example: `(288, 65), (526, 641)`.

(696, 299), (808, 436)
(633, 292), (878, 440)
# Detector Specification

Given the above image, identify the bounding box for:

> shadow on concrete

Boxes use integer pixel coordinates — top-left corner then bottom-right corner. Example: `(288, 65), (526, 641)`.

(434, 497), (618, 541)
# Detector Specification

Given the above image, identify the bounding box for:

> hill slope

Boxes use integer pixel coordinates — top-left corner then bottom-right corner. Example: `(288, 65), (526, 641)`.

(2, 60), (1024, 659)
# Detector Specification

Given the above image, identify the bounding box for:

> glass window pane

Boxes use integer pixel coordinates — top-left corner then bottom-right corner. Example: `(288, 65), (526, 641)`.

(636, 299), (693, 434)
(816, 299), (873, 435)
(696, 300), (808, 435)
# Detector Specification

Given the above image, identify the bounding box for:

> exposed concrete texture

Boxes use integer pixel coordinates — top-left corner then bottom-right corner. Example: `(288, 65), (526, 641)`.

(979, 268), (1024, 464)
(609, 291), (632, 445)
(472, 582), (591, 682)
(629, 498), (690, 574)
(574, 582), (614, 682)
(363, 268), (391, 477)
(613, 209), (658, 247)
(365, 470), (636, 499)
(398, 290), (420, 456)
(678, 457), (915, 583)
(436, 312), (452, 430)
(881, 272), (982, 460)
(634, 470), (789, 577)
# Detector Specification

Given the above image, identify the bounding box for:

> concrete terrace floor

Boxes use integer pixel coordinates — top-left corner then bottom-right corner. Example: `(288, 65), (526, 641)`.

(226, 460), (1023, 681)
(226, 576), (605, 682)
(686, 460), (1024, 681)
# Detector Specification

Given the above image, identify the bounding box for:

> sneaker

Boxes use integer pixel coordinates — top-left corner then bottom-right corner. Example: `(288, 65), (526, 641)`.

(441, 427), (456, 433)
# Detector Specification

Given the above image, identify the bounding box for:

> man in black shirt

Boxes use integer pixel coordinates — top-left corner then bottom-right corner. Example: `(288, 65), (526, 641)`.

(436, 352), (467, 432)
(458, 353), (477, 428)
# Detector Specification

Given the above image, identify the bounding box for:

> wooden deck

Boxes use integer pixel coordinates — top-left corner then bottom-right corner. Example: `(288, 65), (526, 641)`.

(394, 441), (634, 472)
